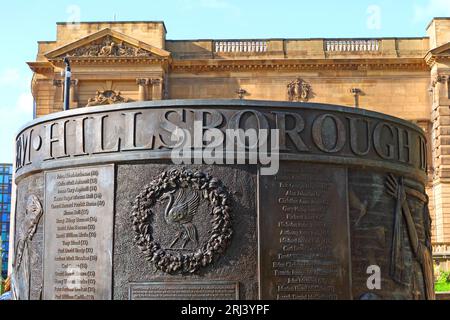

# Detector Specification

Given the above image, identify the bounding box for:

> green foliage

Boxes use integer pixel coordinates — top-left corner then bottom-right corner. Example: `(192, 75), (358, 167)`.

(435, 271), (450, 293)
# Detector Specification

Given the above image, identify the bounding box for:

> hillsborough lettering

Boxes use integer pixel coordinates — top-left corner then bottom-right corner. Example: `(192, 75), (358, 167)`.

(15, 106), (427, 177)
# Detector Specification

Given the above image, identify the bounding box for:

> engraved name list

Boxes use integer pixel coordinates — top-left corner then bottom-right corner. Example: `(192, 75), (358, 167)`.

(43, 165), (114, 300)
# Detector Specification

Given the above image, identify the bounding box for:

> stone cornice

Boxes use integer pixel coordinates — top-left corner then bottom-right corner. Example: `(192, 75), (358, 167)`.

(171, 58), (430, 72)
(29, 58), (171, 75)
(425, 53), (450, 66)
(27, 61), (54, 73)
(29, 57), (429, 76)
(425, 42), (450, 66)
(48, 56), (170, 66)
(29, 58), (171, 76)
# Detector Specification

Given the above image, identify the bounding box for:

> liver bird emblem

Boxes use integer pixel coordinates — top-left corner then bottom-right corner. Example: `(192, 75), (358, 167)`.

(160, 188), (200, 249)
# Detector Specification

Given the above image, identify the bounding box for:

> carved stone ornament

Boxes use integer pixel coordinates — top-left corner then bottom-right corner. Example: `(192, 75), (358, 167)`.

(65, 36), (154, 58)
(431, 74), (448, 88)
(86, 90), (132, 107)
(236, 88), (248, 100)
(287, 78), (311, 102)
(131, 168), (233, 274)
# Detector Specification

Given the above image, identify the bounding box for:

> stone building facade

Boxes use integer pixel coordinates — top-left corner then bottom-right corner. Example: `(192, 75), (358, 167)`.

(27, 19), (450, 263)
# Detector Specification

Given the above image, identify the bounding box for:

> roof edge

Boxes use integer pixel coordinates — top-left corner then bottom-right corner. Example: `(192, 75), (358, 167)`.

(56, 21), (167, 33)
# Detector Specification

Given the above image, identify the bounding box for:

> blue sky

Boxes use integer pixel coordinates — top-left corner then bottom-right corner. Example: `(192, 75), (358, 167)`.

(0, 0), (449, 163)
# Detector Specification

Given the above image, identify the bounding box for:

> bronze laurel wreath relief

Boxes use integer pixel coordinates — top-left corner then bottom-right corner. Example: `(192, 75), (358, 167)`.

(132, 169), (233, 274)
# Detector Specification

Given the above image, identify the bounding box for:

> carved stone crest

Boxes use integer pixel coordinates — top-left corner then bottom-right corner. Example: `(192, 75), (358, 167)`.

(66, 36), (154, 58)
(86, 90), (131, 107)
(287, 78), (311, 102)
(132, 169), (233, 274)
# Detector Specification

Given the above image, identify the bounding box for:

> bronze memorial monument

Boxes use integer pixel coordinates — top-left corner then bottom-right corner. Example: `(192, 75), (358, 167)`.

(11, 99), (433, 300)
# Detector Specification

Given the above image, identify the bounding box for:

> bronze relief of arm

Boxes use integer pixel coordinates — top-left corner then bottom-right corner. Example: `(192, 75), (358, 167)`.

(386, 174), (420, 257)
(399, 186), (420, 258)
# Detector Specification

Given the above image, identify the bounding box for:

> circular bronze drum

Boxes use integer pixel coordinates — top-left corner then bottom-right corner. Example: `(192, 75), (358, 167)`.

(11, 99), (432, 300)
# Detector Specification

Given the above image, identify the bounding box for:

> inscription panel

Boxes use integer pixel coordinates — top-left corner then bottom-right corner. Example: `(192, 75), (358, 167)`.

(15, 101), (427, 183)
(43, 165), (115, 300)
(259, 163), (351, 300)
(129, 282), (240, 300)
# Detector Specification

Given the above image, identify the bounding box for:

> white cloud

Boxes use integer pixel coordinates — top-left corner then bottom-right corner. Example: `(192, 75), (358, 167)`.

(413, 0), (450, 23)
(16, 93), (34, 114)
(0, 68), (21, 87)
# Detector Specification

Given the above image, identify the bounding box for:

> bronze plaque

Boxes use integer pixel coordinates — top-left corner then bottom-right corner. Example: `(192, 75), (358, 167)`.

(13, 100), (431, 300)
(129, 281), (240, 300)
(258, 163), (352, 300)
(43, 165), (115, 300)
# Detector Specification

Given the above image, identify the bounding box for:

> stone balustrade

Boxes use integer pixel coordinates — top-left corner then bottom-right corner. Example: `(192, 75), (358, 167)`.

(433, 242), (450, 255)
(325, 39), (381, 52)
(214, 40), (268, 53)
(167, 38), (429, 60)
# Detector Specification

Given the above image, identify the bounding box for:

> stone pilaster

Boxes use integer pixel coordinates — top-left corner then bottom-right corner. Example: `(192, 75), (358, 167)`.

(52, 79), (63, 111)
(151, 78), (163, 100)
(136, 78), (150, 101)
(431, 72), (450, 242)
(70, 79), (79, 108)
(427, 18), (450, 243)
